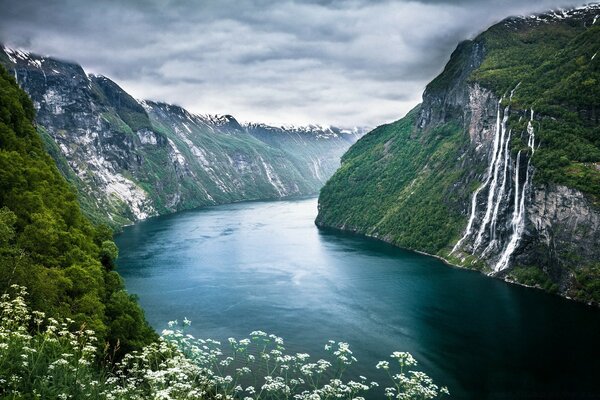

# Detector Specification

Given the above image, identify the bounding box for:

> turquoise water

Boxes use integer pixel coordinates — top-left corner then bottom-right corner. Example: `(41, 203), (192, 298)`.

(116, 197), (600, 399)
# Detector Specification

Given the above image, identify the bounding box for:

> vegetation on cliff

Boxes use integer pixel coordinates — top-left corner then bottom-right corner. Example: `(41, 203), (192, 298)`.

(0, 65), (155, 355)
(472, 12), (600, 201)
(317, 108), (467, 255)
(317, 7), (600, 303)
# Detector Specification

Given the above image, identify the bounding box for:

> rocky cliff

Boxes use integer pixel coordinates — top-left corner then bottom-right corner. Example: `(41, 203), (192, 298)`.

(317, 4), (600, 304)
(0, 47), (363, 227)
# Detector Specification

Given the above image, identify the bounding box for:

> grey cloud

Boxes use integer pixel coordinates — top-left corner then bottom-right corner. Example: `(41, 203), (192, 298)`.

(0, 0), (586, 126)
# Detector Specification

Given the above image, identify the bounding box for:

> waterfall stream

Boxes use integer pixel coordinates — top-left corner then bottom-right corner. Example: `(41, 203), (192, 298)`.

(452, 97), (536, 273)
(451, 101), (503, 254)
(473, 106), (510, 251)
(494, 110), (536, 272)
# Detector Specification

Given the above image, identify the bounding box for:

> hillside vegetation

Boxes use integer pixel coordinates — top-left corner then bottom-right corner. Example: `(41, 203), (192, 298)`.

(0, 65), (155, 355)
(317, 6), (600, 303)
(317, 107), (467, 255)
(472, 13), (600, 200)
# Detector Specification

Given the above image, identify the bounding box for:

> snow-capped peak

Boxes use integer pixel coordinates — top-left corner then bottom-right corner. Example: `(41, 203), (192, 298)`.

(503, 3), (600, 27)
(3, 46), (45, 69)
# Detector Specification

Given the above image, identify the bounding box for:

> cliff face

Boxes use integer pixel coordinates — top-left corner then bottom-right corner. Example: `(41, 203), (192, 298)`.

(0, 47), (363, 227)
(317, 4), (600, 304)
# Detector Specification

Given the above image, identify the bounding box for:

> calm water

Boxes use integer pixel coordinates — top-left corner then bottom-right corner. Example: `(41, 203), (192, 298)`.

(116, 197), (600, 399)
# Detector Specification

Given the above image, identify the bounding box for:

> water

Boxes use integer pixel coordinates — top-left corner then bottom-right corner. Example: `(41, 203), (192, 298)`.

(116, 197), (600, 399)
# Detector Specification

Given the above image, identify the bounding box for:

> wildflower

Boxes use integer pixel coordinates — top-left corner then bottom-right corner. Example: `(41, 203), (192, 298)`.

(391, 351), (417, 367)
(376, 361), (390, 370)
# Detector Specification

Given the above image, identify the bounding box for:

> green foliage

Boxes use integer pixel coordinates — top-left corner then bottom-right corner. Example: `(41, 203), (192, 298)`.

(317, 107), (467, 255)
(0, 65), (155, 356)
(472, 20), (600, 199)
(508, 266), (558, 293)
(100, 241), (119, 270)
(571, 264), (600, 304)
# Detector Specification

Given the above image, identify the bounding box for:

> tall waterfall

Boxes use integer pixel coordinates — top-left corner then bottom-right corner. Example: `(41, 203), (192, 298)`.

(489, 127), (511, 241)
(473, 106), (510, 251)
(452, 98), (536, 273)
(494, 110), (536, 272)
(451, 101), (503, 254)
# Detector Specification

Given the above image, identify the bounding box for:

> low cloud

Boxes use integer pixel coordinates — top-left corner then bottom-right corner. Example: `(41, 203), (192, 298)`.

(0, 0), (583, 127)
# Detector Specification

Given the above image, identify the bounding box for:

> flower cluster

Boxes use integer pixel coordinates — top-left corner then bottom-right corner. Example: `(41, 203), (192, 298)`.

(0, 286), (449, 400)
(379, 351), (449, 399)
(0, 285), (102, 399)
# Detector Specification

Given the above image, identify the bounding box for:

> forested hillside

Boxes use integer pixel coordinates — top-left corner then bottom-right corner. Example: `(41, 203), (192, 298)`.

(0, 65), (155, 354)
(1, 46), (362, 228)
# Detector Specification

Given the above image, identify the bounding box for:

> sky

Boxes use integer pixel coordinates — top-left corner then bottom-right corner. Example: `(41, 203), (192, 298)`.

(0, 0), (586, 127)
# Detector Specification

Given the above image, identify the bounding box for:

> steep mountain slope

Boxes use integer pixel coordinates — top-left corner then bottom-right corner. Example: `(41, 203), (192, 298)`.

(245, 123), (363, 183)
(317, 4), (600, 304)
(0, 65), (155, 354)
(0, 47), (363, 227)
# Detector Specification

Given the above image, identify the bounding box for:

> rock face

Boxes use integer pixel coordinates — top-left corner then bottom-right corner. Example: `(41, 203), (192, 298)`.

(523, 185), (600, 291)
(0, 47), (364, 227)
(317, 4), (600, 304)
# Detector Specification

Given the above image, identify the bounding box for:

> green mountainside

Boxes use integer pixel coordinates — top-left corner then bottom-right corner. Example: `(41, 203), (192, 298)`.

(0, 65), (155, 355)
(0, 47), (362, 229)
(317, 5), (600, 304)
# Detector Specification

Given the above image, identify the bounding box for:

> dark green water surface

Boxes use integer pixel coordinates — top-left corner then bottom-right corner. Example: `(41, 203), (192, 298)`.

(116, 197), (600, 399)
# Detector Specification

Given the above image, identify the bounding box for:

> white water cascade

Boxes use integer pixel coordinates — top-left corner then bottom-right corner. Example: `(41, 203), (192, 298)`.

(451, 101), (503, 254)
(472, 105), (511, 250)
(452, 96), (537, 273)
(494, 110), (536, 272)
(490, 127), (511, 240)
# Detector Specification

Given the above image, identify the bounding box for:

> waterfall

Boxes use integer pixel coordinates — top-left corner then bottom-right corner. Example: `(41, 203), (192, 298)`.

(452, 89), (538, 273)
(489, 128), (511, 240)
(512, 151), (522, 227)
(495, 155), (529, 272)
(473, 106), (510, 251)
(527, 109), (535, 154)
(509, 82), (521, 100)
(494, 111), (536, 272)
(451, 184), (484, 254)
(451, 101), (503, 254)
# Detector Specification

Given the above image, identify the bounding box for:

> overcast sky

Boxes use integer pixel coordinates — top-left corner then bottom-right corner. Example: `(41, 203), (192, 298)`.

(0, 0), (585, 127)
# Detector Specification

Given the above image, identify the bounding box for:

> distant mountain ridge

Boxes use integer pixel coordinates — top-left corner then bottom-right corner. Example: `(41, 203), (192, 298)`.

(0, 46), (365, 227)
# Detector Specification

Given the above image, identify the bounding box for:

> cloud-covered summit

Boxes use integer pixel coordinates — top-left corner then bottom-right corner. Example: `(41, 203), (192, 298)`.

(0, 0), (584, 126)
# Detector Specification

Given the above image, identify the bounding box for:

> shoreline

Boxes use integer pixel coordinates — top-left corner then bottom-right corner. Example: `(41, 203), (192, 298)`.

(315, 220), (599, 309)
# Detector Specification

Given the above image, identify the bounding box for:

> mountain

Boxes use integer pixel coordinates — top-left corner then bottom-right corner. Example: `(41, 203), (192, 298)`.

(0, 47), (364, 227)
(0, 65), (155, 355)
(316, 4), (600, 304)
